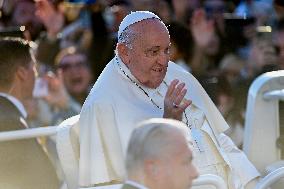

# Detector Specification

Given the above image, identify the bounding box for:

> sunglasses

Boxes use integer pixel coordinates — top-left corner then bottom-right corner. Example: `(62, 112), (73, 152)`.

(58, 61), (88, 71)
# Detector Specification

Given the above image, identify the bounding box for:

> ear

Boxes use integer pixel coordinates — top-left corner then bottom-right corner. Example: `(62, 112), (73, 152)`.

(116, 43), (131, 66)
(15, 66), (28, 81)
(144, 159), (159, 179)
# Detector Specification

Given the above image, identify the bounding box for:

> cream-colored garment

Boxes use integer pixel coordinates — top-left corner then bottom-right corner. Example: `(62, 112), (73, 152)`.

(188, 104), (228, 189)
(79, 56), (259, 188)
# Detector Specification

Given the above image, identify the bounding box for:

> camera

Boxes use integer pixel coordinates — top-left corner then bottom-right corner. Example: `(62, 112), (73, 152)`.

(224, 13), (256, 48)
(0, 26), (25, 38)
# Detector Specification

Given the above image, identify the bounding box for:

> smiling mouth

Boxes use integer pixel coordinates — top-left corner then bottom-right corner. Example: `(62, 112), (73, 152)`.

(152, 68), (163, 72)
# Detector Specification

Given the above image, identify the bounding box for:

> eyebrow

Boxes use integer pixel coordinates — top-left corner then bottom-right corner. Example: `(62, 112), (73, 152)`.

(145, 46), (160, 52)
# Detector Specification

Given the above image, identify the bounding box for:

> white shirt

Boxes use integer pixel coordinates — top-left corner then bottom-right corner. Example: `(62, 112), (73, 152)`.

(0, 92), (27, 118)
(79, 56), (259, 188)
(125, 180), (149, 189)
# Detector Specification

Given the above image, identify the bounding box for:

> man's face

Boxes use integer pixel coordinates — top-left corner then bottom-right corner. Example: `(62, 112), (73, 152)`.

(59, 54), (92, 96)
(126, 19), (170, 89)
(157, 132), (199, 189)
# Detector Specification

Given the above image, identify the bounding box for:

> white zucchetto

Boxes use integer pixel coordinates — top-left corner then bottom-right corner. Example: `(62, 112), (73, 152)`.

(118, 11), (161, 39)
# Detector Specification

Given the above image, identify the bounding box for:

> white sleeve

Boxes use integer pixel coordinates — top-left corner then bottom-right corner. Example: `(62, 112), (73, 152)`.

(79, 102), (125, 187)
(218, 133), (260, 186)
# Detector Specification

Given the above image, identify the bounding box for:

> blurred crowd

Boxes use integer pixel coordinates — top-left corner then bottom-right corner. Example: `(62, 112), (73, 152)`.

(0, 0), (284, 148)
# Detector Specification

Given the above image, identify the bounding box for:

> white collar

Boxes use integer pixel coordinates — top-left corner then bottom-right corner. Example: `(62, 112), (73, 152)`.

(125, 180), (149, 189)
(0, 93), (27, 118)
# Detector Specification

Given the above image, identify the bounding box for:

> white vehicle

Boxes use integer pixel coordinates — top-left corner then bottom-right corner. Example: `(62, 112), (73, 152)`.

(0, 71), (283, 189)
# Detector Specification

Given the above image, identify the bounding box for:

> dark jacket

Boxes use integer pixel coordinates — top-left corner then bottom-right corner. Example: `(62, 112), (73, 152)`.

(0, 96), (60, 189)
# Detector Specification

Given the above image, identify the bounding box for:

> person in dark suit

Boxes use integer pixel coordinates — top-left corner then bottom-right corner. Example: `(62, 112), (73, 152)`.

(122, 118), (199, 189)
(0, 37), (60, 189)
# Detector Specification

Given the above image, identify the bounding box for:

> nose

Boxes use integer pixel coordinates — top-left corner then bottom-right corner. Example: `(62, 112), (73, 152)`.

(191, 165), (199, 180)
(157, 52), (169, 66)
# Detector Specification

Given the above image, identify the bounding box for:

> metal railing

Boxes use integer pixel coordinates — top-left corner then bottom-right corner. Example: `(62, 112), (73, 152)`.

(263, 89), (284, 101)
(255, 167), (284, 189)
(0, 126), (58, 142)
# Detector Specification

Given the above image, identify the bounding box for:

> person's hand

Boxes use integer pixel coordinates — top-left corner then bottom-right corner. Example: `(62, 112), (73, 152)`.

(190, 9), (215, 49)
(35, 0), (64, 39)
(42, 70), (69, 110)
(23, 98), (39, 120)
(163, 79), (192, 121)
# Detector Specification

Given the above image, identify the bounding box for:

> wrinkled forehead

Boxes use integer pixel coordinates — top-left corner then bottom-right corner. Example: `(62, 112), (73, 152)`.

(129, 19), (170, 49)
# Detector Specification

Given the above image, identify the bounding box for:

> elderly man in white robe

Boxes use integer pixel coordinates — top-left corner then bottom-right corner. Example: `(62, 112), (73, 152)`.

(79, 11), (259, 189)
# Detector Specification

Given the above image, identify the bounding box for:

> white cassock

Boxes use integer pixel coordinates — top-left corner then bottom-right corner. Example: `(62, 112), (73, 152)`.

(79, 55), (260, 188)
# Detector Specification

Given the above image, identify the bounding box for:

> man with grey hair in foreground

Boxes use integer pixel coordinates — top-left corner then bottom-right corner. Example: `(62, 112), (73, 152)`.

(123, 118), (199, 189)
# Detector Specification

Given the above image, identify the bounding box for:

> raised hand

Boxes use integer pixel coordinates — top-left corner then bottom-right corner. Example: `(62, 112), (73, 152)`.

(190, 9), (215, 49)
(35, 0), (64, 39)
(163, 79), (192, 121)
(42, 70), (69, 110)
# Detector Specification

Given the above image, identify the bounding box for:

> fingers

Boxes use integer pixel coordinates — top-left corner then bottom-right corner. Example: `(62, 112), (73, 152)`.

(163, 79), (192, 121)
(166, 80), (187, 104)
(172, 82), (185, 102)
(165, 79), (179, 97)
(191, 9), (206, 26)
(174, 88), (187, 105)
(43, 71), (62, 91)
(165, 79), (191, 109)
(178, 99), (192, 111)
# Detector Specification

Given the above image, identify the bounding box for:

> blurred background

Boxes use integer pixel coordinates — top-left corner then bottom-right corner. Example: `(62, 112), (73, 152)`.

(1, 0), (284, 149)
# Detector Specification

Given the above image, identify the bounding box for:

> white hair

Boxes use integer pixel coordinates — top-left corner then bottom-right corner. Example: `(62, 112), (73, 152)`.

(117, 17), (168, 50)
(117, 26), (136, 49)
(125, 118), (190, 177)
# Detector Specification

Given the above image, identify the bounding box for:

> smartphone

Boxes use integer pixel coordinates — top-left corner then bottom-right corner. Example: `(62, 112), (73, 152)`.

(224, 13), (256, 47)
(33, 78), (49, 98)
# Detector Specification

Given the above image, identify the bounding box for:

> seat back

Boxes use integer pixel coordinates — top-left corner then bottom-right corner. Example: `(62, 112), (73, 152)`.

(243, 70), (284, 173)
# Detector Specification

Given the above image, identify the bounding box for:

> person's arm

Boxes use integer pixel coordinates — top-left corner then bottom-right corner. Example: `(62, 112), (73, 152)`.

(79, 101), (125, 187)
(189, 9), (215, 76)
(35, 0), (64, 65)
(35, 0), (64, 40)
(218, 133), (260, 188)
